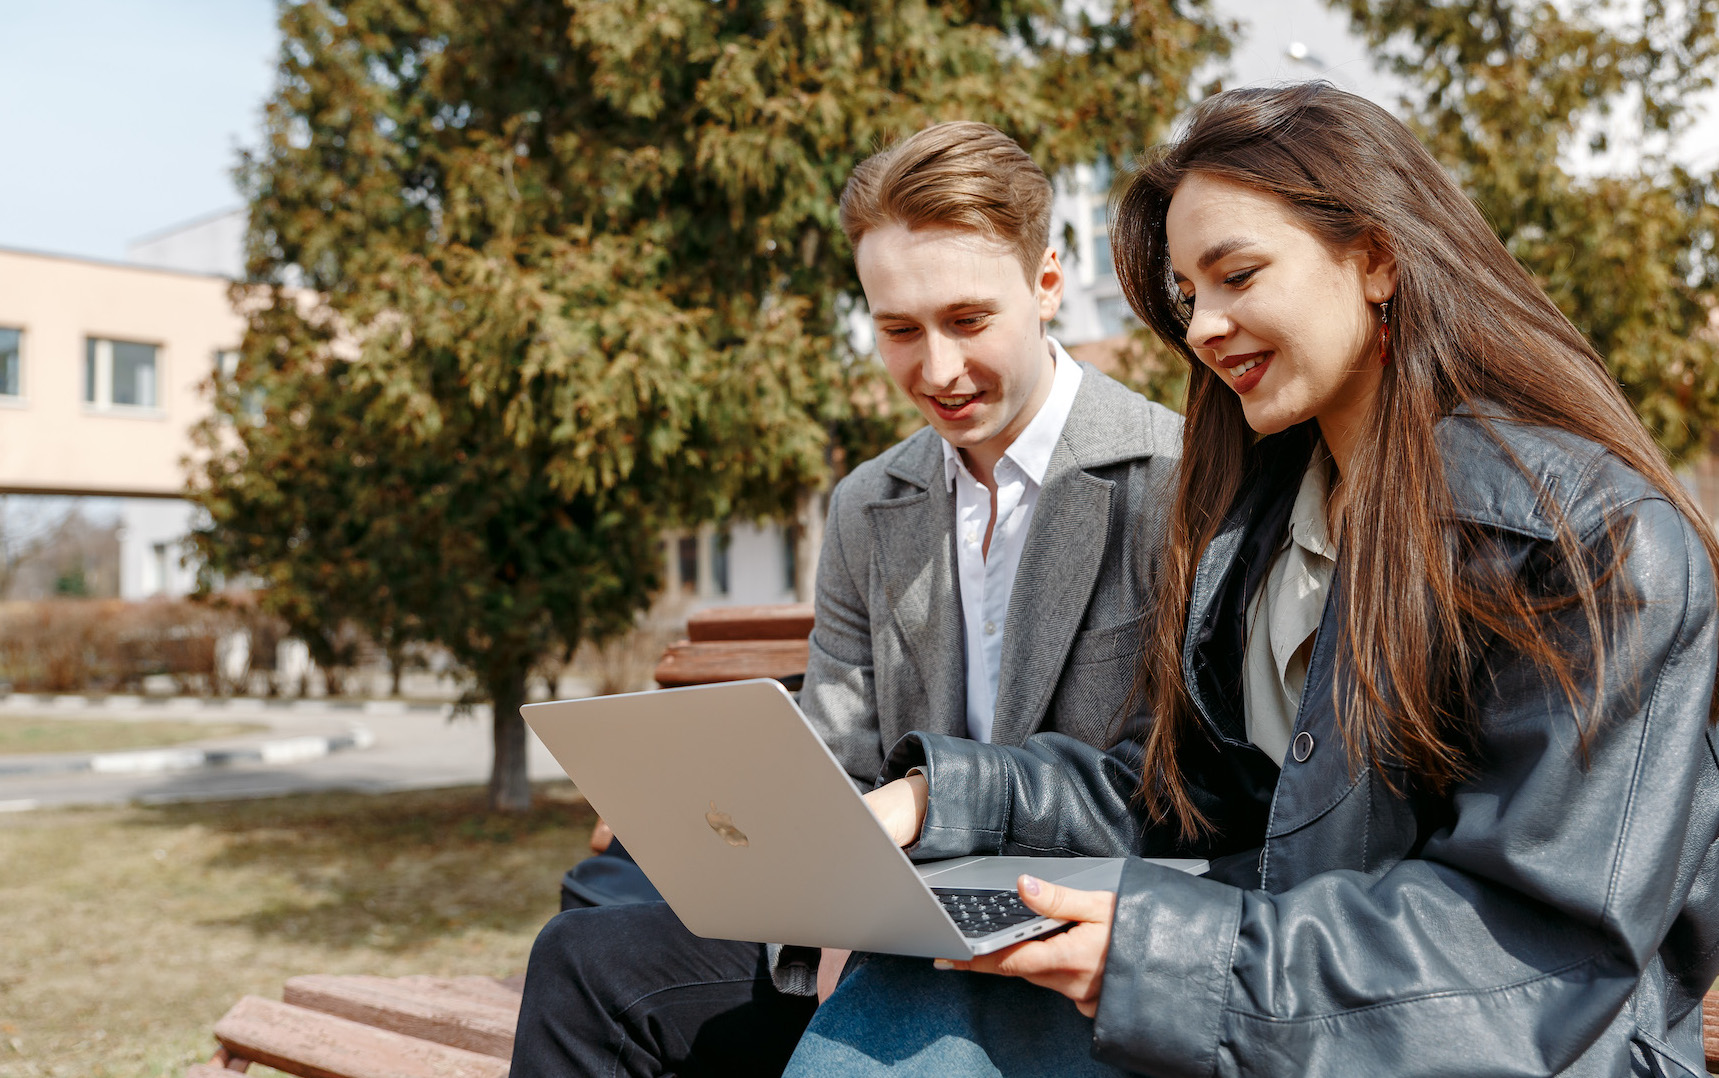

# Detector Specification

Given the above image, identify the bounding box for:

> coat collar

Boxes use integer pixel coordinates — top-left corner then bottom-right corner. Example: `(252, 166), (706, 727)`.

(875, 364), (1160, 743)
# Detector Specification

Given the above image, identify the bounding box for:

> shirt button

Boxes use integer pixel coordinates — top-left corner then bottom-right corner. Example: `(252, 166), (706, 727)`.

(1292, 731), (1315, 763)
(984, 621), (997, 635)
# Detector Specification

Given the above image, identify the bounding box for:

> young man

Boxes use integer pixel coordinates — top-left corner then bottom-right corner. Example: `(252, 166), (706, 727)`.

(511, 121), (1182, 1077)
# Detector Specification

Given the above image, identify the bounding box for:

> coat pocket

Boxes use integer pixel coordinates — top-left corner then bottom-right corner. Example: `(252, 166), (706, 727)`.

(1049, 615), (1149, 747)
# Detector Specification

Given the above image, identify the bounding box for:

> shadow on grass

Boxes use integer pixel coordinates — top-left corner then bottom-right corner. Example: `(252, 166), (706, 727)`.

(128, 781), (595, 953)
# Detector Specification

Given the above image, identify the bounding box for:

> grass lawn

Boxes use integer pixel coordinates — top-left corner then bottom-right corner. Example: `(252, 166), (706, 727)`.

(0, 782), (594, 1077)
(0, 717), (268, 756)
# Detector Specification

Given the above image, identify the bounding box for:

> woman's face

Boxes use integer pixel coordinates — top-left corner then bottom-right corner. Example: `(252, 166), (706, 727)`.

(1166, 173), (1396, 458)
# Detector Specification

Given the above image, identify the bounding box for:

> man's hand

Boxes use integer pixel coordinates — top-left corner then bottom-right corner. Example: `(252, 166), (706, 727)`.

(815, 947), (851, 1004)
(933, 875), (1115, 1018)
(860, 773), (928, 847)
(589, 818), (615, 855)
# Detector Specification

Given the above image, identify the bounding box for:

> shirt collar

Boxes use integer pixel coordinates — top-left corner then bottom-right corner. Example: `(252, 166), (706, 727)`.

(1287, 451), (1337, 562)
(942, 338), (1084, 491)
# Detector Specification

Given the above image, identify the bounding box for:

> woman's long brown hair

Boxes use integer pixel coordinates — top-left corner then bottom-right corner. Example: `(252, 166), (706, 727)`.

(1114, 82), (1719, 841)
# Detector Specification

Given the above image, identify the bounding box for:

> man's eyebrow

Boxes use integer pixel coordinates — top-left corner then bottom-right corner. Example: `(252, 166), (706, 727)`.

(870, 298), (1000, 321)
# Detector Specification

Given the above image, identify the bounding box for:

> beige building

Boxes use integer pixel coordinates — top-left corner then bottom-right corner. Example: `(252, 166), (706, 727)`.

(0, 246), (241, 499)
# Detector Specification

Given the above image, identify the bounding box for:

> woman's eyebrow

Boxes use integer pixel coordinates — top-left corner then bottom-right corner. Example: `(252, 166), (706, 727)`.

(1197, 237), (1259, 271)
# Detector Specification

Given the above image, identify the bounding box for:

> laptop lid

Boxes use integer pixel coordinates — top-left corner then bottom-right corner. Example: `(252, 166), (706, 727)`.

(524, 679), (977, 957)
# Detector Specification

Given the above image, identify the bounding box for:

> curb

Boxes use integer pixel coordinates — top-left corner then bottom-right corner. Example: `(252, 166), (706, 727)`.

(0, 693), (451, 717)
(0, 723), (375, 778)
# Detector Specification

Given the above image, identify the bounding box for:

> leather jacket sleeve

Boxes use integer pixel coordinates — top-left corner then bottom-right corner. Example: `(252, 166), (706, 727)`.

(891, 495), (1719, 1077)
(883, 731), (1166, 861)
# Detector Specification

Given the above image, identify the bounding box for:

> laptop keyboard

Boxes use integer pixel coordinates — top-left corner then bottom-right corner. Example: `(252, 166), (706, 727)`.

(932, 888), (1042, 938)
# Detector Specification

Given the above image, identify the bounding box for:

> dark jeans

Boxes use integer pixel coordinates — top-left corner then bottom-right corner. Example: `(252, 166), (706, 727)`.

(511, 901), (819, 1077)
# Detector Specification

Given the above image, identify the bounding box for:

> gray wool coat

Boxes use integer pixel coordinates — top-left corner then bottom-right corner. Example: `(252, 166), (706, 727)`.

(799, 362), (1183, 788)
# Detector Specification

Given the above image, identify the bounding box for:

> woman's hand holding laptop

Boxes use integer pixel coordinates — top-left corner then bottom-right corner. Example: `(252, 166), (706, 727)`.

(861, 771), (1116, 1015)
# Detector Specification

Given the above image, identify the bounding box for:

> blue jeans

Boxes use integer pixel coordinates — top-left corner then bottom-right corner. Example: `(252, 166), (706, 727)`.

(784, 954), (1132, 1077)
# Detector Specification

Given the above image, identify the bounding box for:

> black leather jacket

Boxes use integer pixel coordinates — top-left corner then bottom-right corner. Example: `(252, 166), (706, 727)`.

(883, 415), (1719, 1076)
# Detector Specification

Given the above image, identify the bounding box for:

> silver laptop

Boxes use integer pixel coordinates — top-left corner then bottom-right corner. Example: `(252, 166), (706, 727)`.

(522, 678), (1206, 960)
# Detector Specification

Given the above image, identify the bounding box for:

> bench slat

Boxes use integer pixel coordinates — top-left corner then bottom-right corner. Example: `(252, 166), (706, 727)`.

(685, 604), (814, 642)
(653, 640), (810, 688)
(283, 975), (518, 1059)
(395, 973), (523, 1008)
(213, 995), (508, 1078)
(1704, 989), (1717, 1069)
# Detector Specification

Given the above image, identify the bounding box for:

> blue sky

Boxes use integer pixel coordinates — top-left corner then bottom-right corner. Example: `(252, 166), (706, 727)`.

(0, 0), (1707, 265)
(0, 0), (1389, 265)
(0, 0), (276, 262)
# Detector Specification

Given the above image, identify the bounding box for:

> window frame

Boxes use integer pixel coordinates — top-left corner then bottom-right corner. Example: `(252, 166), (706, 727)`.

(0, 325), (25, 405)
(83, 335), (166, 416)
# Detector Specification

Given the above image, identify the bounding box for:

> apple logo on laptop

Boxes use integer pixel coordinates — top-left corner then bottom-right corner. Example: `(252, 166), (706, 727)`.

(706, 801), (749, 847)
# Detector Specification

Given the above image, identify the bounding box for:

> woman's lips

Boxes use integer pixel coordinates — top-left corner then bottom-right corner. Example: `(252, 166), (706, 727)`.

(1223, 352), (1271, 394)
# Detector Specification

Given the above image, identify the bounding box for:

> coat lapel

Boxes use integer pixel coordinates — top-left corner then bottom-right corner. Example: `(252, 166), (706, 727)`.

(866, 439), (967, 738)
(989, 436), (1113, 746)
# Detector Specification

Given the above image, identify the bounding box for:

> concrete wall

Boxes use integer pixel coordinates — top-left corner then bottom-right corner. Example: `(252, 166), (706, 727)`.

(117, 497), (198, 599)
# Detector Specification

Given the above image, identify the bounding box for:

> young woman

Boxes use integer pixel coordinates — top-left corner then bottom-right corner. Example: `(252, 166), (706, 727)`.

(782, 83), (1719, 1077)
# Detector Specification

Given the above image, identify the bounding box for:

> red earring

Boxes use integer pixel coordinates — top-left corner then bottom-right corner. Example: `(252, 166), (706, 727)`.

(1378, 299), (1392, 366)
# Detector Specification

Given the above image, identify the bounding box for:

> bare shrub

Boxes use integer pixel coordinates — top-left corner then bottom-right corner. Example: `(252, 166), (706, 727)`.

(570, 606), (687, 696)
(0, 598), (288, 695)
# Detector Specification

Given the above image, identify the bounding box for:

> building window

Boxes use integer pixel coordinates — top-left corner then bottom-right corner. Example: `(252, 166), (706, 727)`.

(149, 542), (170, 596)
(1087, 156), (1115, 280)
(677, 534), (699, 595)
(214, 348), (264, 420)
(781, 525), (799, 595)
(1095, 295), (1139, 339)
(1089, 201), (1113, 278)
(711, 530), (731, 596)
(0, 327), (20, 398)
(85, 338), (159, 409)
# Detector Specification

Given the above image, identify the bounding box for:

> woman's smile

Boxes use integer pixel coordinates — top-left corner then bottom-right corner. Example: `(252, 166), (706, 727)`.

(1220, 350), (1272, 392)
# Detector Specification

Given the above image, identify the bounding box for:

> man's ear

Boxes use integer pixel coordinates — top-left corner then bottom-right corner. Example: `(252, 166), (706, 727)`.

(1036, 247), (1065, 323)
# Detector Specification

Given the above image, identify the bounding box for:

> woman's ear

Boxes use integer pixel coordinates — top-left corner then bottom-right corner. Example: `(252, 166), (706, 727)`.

(1361, 241), (1398, 305)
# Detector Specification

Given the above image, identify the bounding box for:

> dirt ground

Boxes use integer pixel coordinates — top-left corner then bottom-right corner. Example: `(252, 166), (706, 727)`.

(0, 782), (594, 1076)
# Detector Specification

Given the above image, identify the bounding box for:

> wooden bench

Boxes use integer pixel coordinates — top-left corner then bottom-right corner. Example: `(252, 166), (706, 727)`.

(187, 974), (523, 1077)
(188, 604), (815, 1076)
(652, 602), (814, 689)
(187, 601), (1719, 1075)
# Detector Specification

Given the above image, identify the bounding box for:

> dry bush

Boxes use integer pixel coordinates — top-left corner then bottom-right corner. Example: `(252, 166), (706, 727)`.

(0, 598), (285, 695)
(570, 607), (687, 696)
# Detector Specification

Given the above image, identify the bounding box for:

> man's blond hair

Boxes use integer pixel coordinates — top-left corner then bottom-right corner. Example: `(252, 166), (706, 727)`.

(839, 121), (1053, 281)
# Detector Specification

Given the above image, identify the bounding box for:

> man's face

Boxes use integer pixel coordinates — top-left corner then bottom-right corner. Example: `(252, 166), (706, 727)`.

(856, 223), (1064, 476)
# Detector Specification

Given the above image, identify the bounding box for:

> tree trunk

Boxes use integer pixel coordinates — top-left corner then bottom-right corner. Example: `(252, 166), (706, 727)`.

(792, 487), (824, 603)
(487, 663), (532, 813)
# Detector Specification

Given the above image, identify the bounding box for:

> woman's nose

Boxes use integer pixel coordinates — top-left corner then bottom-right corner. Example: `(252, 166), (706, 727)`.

(1185, 302), (1230, 350)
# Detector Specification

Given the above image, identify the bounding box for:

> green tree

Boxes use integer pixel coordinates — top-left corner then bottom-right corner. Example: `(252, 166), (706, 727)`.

(1333, 0), (1719, 460)
(191, 0), (1228, 810)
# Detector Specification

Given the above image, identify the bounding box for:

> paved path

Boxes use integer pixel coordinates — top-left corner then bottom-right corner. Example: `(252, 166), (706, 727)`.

(0, 694), (576, 810)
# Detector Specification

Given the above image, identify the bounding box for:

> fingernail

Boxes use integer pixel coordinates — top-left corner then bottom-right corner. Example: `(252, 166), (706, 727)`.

(1021, 875), (1042, 897)
(933, 959), (954, 970)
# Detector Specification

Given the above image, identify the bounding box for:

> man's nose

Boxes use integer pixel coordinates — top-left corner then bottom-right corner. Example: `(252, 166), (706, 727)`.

(921, 331), (965, 388)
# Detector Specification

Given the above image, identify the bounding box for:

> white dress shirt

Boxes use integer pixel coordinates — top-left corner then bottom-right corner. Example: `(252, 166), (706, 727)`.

(1242, 453), (1337, 766)
(941, 340), (1084, 743)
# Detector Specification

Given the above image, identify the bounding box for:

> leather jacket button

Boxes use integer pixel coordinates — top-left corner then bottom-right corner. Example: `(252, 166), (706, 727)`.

(1292, 731), (1315, 763)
